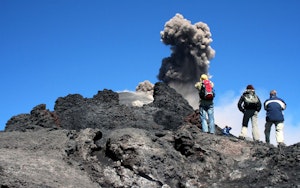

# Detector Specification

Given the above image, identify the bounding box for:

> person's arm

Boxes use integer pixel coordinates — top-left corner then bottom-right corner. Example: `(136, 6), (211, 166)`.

(280, 99), (286, 110)
(194, 82), (201, 90)
(264, 100), (267, 110)
(237, 96), (245, 112)
(256, 96), (262, 112)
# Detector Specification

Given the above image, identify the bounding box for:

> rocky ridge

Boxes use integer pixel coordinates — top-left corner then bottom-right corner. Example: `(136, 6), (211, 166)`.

(1, 82), (299, 188)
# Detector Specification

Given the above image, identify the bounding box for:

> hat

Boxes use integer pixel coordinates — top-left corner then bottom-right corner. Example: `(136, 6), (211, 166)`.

(270, 90), (277, 96)
(246, 85), (254, 90)
(200, 74), (208, 80)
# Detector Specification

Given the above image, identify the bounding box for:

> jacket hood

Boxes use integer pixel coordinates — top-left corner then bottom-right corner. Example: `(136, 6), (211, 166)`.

(244, 89), (255, 95)
(200, 74), (208, 81)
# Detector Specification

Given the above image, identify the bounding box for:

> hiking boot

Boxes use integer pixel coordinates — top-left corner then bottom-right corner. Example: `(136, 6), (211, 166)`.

(278, 142), (286, 148)
(238, 136), (245, 140)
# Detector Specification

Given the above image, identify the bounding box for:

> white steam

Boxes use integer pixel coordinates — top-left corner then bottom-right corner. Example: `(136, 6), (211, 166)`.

(118, 80), (154, 107)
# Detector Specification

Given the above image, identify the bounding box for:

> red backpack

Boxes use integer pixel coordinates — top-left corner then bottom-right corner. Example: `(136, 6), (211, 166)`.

(199, 80), (214, 100)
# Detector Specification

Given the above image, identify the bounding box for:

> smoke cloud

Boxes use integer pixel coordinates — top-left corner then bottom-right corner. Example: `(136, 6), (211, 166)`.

(158, 13), (215, 108)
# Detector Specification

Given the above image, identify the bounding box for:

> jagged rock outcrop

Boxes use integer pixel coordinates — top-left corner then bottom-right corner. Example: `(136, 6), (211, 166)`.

(6, 82), (194, 133)
(1, 82), (300, 187)
(5, 104), (60, 132)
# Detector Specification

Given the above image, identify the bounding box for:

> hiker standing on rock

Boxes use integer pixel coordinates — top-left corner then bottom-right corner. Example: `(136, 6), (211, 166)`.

(264, 90), (286, 147)
(195, 74), (215, 134)
(237, 85), (262, 141)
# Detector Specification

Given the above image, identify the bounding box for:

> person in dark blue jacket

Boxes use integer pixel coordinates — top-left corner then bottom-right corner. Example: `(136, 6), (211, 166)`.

(264, 90), (286, 146)
(222, 126), (232, 136)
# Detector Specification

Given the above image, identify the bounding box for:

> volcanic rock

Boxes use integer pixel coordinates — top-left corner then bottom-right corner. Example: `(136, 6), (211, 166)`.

(1, 82), (300, 187)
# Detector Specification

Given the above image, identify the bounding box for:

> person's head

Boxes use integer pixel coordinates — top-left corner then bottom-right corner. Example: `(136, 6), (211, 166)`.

(200, 74), (208, 81)
(246, 84), (254, 90)
(270, 90), (277, 97)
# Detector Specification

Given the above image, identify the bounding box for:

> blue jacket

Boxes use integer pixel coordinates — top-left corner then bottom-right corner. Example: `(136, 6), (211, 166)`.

(264, 96), (286, 122)
(222, 126), (231, 135)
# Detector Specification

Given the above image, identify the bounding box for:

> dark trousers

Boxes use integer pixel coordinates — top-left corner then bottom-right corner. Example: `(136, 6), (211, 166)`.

(242, 109), (256, 127)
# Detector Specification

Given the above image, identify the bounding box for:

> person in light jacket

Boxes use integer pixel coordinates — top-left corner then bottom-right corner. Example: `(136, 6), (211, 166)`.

(195, 74), (215, 134)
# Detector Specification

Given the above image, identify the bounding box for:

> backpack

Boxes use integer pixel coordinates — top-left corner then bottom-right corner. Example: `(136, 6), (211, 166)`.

(244, 92), (258, 108)
(199, 80), (214, 100)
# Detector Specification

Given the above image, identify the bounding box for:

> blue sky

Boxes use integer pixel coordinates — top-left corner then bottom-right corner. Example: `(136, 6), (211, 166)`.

(1, 1), (299, 145)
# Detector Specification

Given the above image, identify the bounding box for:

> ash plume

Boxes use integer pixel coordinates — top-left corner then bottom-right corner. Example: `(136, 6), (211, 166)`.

(136, 80), (154, 95)
(158, 13), (215, 109)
